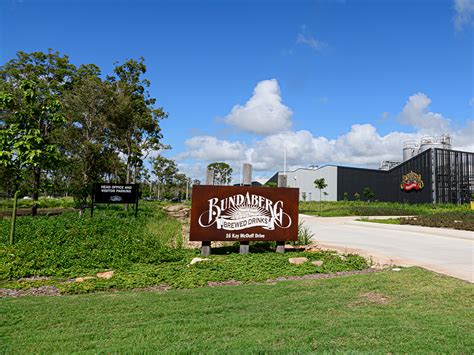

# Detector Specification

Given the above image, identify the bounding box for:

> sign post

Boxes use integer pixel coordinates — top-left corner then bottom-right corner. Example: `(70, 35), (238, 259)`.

(92, 183), (139, 216)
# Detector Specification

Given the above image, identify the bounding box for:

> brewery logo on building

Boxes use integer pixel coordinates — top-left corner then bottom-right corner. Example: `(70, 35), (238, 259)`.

(198, 192), (292, 231)
(400, 171), (424, 192)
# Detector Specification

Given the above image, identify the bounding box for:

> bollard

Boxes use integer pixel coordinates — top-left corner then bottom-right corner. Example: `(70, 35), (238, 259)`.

(9, 191), (19, 245)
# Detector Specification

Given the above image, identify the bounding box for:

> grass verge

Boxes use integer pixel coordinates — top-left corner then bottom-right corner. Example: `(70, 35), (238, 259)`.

(2, 267), (473, 353)
(299, 200), (471, 217)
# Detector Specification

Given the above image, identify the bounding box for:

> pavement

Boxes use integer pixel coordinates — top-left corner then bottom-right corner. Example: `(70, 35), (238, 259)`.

(300, 214), (474, 283)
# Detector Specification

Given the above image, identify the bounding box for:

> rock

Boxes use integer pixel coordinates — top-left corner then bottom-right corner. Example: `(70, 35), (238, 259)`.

(311, 260), (324, 267)
(190, 257), (211, 265)
(392, 267), (401, 272)
(288, 257), (308, 265)
(75, 276), (95, 282)
(97, 271), (114, 279)
(164, 204), (188, 213)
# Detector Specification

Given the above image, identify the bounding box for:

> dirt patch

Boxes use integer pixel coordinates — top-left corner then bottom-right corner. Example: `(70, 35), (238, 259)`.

(0, 286), (61, 298)
(348, 291), (391, 307)
(18, 276), (51, 282)
(207, 280), (243, 287)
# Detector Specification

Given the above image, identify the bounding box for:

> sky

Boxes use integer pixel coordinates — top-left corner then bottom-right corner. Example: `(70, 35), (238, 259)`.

(1, 0), (473, 183)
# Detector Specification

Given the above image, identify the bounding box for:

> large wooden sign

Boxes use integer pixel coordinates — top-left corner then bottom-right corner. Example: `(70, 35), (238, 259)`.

(93, 183), (139, 204)
(190, 185), (299, 242)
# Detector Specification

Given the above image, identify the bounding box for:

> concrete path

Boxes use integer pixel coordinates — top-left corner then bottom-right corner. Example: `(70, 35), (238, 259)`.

(300, 215), (474, 283)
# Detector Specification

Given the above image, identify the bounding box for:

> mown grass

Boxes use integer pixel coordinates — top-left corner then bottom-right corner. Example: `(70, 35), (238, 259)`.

(2, 267), (473, 353)
(299, 200), (471, 217)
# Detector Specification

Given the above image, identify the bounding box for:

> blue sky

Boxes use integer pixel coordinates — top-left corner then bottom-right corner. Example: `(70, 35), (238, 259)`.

(1, 0), (473, 182)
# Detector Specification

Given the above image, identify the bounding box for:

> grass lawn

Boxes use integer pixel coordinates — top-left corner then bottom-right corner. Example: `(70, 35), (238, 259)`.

(2, 267), (473, 353)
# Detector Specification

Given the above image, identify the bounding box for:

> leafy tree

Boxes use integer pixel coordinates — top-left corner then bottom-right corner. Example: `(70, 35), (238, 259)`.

(152, 156), (178, 199)
(62, 64), (117, 203)
(363, 187), (375, 202)
(207, 162), (232, 185)
(314, 178), (328, 214)
(354, 192), (361, 201)
(107, 57), (167, 184)
(343, 192), (349, 201)
(264, 181), (277, 188)
(0, 50), (75, 215)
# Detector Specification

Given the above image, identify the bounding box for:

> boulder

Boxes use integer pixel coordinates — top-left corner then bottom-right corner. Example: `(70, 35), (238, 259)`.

(97, 271), (114, 279)
(311, 260), (324, 267)
(190, 257), (211, 265)
(75, 276), (95, 282)
(288, 257), (308, 265)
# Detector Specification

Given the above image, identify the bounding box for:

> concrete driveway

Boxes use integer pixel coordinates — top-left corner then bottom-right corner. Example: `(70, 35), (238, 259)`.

(300, 214), (474, 283)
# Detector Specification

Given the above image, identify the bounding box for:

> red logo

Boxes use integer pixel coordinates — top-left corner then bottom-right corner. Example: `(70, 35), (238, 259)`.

(400, 171), (424, 192)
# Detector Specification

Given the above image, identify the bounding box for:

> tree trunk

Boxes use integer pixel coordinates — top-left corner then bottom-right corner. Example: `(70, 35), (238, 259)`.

(32, 166), (41, 216)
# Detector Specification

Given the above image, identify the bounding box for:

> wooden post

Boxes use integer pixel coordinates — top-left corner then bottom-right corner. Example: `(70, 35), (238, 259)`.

(276, 173), (287, 253)
(9, 191), (19, 245)
(202, 168), (215, 256)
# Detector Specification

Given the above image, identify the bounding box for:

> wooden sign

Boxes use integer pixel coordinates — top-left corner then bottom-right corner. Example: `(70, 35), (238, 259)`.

(190, 185), (299, 242)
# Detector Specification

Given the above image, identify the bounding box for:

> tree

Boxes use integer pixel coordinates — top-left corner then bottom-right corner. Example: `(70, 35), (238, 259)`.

(264, 181), (277, 188)
(343, 192), (349, 201)
(354, 192), (361, 201)
(107, 57), (167, 185)
(152, 156), (178, 199)
(363, 187), (375, 202)
(61, 64), (116, 204)
(0, 50), (76, 215)
(313, 178), (328, 214)
(207, 162), (232, 185)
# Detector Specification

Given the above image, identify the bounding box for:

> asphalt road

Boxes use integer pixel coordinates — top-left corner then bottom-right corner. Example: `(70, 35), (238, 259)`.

(300, 215), (474, 283)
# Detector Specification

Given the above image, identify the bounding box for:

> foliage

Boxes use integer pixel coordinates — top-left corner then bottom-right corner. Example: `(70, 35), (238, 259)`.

(363, 187), (375, 201)
(264, 181), (277, 188)
(295, 221), (314, 245)
(207, 162), (233, 185)
(0, 203), (184, 278)
(400, 211), (474, 231)
(343, 192), (349, 201)
(0, 50), (75, 213)
(2, 268), (473, 353)
(313, 178), (328, 214)
(354, 192), (361, 201)
(299, 200), (471, 217)
(358, 217), (401, 225)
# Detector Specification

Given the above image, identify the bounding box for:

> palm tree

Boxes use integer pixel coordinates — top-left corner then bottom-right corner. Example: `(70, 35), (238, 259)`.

(314, 178), (328, 214)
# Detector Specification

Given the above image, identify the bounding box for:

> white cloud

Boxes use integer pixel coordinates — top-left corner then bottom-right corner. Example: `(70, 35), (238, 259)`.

(177, 136), (245, 161)
(397, 93), (450, 134)
(296, 33), (327, 51)
(224, 79), (293, 135)
(454, 0), (474, 31)
(177, 92), (474, 181)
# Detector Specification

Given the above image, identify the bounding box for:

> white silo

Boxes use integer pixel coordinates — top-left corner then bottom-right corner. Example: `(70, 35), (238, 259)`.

(403, 141), (419, 161)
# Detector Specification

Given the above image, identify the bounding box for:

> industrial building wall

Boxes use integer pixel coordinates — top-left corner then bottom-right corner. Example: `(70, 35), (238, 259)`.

(337, 149), (433, 203)
(279, 166), (338, 201)
(434, 149), (474, 204)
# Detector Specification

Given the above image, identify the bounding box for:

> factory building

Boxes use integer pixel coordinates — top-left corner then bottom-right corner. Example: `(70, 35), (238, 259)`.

(267, 135), (474, 204)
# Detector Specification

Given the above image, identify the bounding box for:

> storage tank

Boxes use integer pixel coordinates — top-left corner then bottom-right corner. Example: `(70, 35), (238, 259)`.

(403, 141), (419, 161)
(420, 134), (452, 153)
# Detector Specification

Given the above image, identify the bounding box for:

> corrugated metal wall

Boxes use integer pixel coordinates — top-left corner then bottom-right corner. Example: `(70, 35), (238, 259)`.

(434, 149), (474, 204)
(337, 149), (433, 203)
